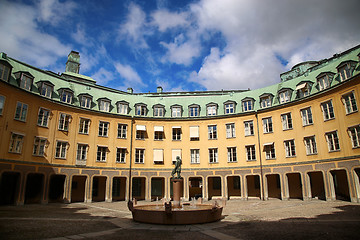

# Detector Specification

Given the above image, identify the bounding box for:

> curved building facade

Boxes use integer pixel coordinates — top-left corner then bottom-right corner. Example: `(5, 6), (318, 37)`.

(0, 46), (360, 205)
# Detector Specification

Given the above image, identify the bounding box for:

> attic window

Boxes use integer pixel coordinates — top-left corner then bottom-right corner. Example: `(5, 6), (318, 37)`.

(98, 98), (111, 112)
(278, 89), (292, 104)
(337, 61), (356, 81)
(316, 73), (333, 91)
(117, 101), (129, 114)
(79, 94), (92, 109)
(242, 98), (254, 112)
(0, 61), (12, 82)
(135, 103), (147, 116)
(296, 82), (312, 98)
(19, 73), (33, 91)
(189, 104), (200, 117)
(260, 94), (273, 108)
(59, 89), (73, 104)
(206, 103), (218, 116)
(39, 82), (54, 98)
(224, 101), (236, 114)
(153, 104), (165, 117)
(171, 105), (182, 117)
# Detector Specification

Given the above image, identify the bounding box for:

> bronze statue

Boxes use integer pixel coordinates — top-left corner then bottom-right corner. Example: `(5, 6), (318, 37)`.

(171, 156), (182, 179)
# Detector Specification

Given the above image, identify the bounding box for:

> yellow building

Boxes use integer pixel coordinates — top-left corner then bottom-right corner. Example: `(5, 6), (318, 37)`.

(0, 46), (359, 205)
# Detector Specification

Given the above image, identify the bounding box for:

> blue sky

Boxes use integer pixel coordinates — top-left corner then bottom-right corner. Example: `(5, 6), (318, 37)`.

(1, 0), (359, 93)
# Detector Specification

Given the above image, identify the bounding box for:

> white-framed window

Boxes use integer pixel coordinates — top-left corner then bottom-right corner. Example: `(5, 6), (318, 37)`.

(98, 121), (109, 137)
(189, 126), (200, 141)
(96, 146), (108, 162)
(284, 139), (296, 157)
(79, 118), (90, 134)
(244, 120), (254, 136)
(190, 149), (200, 164)
(338, 63), (354, 81)
(55, 141), (68, 159)
(262, 117), (273, 133)
(242, 99), (254, 112)
(207, 104), (217, 116)
(99, 99), (111, 112)
(227, 147), (237, 162)
(208, 125), (217, 139)
(172, 127), (181, 141)
(296, 82), (312, 98)
(325, 131), (340, 152)
(246, 145), (256, 161)
(61, 90), (73, 104)
(281, 113), (292, 130)
(116, 148), (127, 163)
(0, 62), (11, 81)
(37, 108), (50, 127)
(117, 124), (127, 139)
(301, 107), (313, 126)
(342, 91), (358, 114)
(189, 105), (200, 117)
(33, 137), (46, 156)
(135, 148), (145, 163)
(348, 125), (360, 148)
(321, 100), (335, 121)
(226, 123), (235, 138)
(58, 113), (71, 131)
(153, 105), (165, 117)
(0, 95), (5, 115)
(76, 144), (88, 161)
(14, 102), (28, 122)
(154, 126), (164, 140)
(278, 90), (291, 104)
(171, 106), (182, 117)
(264, 143), (276, 159)
(20, 73), (33, 91)
(224, 102), (235, 114)
(304, 136), (317, 155)
(209, 148), (218, 163)
(9, 133), (24, 153)
(135, 104), (147, 116)
(80, 95), (92, 109)
(136, 125), (146, 140)
(117, 102), (128, 114)
(260, 95), (272, 108)
(317, 74), (331, 91)
(40, 82), (53, 98)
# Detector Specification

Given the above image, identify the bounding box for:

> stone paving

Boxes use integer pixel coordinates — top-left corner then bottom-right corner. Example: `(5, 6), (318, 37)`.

(0, 199), (360, 240)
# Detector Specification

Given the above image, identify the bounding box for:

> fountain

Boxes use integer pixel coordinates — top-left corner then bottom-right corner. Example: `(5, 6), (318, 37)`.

(127, 157), (223, 225)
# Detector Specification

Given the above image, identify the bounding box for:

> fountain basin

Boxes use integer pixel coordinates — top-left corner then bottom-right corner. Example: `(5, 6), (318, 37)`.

(129, 203), (223, 225)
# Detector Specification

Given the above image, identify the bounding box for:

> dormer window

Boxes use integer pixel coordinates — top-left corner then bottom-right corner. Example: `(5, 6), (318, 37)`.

(278, 89), (292, 104)
(58, 88), (73, 104)
(316, 72), (334, 91)
(153, 104), (165, 117)
(36, 81), (54, 98)
(98, 98), (111, 112)
(337, 61), (357, 81)
(171, 105), (182, 117)
(79, 94), (92, 109)
(259, 94), (273, 108)
(135, 103), (147, 116)
(296, 81), (312, 98)
(116, 101), (129, 114)
(189, 104), (200, 117)
(0, 60), (12, 82)
(224, 101), (236, 114)
(14, 72), (34, 91)
(242, 98), (254, 112)
(206, 103), (218, 116)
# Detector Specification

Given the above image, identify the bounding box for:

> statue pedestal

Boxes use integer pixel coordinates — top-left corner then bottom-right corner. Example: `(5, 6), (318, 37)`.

(171, 178), (183, 208)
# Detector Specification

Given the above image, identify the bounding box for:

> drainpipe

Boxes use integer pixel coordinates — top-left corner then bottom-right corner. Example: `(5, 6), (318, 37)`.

(255, 112), (265, 201)
(128, 117), (134, 202)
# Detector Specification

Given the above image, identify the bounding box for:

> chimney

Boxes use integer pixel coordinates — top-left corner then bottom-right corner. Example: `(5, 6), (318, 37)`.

(127, 88), (133, 94)
(65, 51), (80, 74)
(157, 86), (163, 93)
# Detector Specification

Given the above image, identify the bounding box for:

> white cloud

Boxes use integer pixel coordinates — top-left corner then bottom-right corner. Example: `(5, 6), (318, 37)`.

(36, 0), (77, 25)
(118, 3), (149, 49)
(160, 34), (201, 66)
(114, 62), (146, 88)
(188, 0), (360, 90)
(151, 9), (189, 32)
(0, 0), (71, 68)
(91, 67), (115, 86)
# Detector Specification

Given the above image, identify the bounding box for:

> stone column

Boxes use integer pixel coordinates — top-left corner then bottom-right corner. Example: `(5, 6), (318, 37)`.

(172, 178), (183, 207)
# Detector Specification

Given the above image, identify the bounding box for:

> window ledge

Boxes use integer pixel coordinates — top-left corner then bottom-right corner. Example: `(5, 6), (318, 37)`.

(346, 110), (358, 116)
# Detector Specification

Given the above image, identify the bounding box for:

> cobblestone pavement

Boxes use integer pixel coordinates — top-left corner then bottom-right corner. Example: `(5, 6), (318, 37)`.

(0, 199), (359, 240)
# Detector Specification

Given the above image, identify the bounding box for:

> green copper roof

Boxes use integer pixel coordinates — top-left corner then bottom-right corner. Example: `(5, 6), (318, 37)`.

(1, 45), (360, 118)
